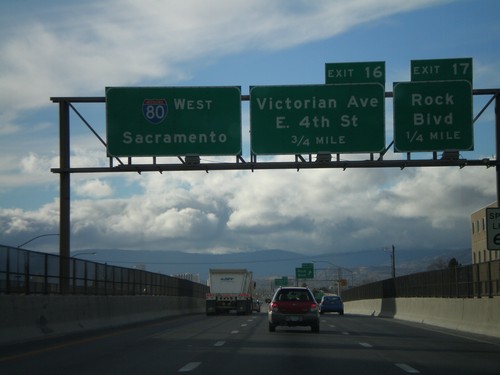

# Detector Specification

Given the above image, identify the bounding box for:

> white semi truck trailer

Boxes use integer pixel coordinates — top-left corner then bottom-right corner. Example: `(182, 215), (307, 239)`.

(206, 269), (254, 315)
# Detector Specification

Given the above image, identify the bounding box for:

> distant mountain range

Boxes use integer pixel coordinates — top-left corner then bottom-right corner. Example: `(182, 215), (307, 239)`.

(77, 247), (471, 284)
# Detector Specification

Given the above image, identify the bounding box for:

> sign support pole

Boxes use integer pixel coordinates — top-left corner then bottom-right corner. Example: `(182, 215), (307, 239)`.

(496, 93), (500, 208)
(59, 100), (71, 293)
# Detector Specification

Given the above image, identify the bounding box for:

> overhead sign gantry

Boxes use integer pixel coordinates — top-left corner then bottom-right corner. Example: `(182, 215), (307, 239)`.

(50, 57), (500, 291)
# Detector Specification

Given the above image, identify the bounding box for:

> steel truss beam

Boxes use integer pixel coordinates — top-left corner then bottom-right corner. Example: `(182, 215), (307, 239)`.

(51, 157), (496, 174)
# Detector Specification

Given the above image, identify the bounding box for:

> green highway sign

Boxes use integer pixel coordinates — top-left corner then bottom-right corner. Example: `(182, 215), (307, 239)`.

(325, 61), (385, 84)
(274, 277), (289, 287)
(250, 84), (385, 155)
(411, 58), (473, 84)
(296, 267), (314, 279)
(302, 263), (314, 269)
(393, 80), (473, 152)
(106, 86), (241, 157)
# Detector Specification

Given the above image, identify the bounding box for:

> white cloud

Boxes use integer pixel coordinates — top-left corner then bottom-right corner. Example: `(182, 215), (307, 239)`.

(1, 0), (494, 256)
(74, 178), (113, 198)
(2, 164), (493, 253)
(0, 202), (59, 236)
(0, 0), (448, 116)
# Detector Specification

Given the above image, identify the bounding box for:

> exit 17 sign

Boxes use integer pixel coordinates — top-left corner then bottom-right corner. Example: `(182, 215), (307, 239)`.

(411, 58), (473, 85)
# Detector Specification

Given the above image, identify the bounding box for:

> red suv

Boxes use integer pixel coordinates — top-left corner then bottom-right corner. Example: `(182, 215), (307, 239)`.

(268, 287), (320, 333)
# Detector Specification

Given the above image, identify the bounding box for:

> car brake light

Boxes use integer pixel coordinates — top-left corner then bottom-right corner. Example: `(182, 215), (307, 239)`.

(270, 302), (279, 312)
(310, 303), (318, 312)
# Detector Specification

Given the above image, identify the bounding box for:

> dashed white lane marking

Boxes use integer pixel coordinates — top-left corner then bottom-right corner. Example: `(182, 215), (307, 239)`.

(214, 341), (225, 347)
(231, 330), (239, 334)
(359, 342), (373, 348)
(395, 363), (420, 373)
(178, 362), (201, 372)
(241, 324), (248, 327)
(329, 325), (336, 328)
(341, 331), (350, 335)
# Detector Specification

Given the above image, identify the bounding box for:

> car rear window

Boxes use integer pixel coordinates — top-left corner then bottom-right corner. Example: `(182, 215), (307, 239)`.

(323, 296), (340, 302)
(277, 290), (311, 301)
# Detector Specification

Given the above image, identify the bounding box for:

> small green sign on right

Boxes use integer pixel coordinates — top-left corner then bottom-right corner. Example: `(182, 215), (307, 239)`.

(394, 58), (473, 153)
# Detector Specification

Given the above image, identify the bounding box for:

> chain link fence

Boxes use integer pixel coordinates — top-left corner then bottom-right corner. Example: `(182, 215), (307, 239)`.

(342, 260), (500, 301)
(0, 245), (208, 298)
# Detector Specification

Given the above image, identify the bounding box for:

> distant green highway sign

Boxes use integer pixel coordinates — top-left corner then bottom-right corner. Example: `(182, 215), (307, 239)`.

(393, 80), (473, 152)
(325, 61), (385, 84)
(411, 58), (473, 84)
(250, 84), (385, 155)
(296, 267), (314, 279)
(106, 86), (241, 157)
(274, 277), (289, 286)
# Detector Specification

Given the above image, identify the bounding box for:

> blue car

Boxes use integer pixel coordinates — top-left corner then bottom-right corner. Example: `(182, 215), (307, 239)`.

(319, 295), (344, 315)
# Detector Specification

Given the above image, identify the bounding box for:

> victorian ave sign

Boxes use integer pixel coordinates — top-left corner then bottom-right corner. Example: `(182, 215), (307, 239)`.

(250, 83), (385, 155)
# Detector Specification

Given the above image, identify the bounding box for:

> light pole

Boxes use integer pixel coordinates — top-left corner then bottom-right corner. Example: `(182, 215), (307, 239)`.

(17, 233), (60, 248)
(384, 245), (396, 278)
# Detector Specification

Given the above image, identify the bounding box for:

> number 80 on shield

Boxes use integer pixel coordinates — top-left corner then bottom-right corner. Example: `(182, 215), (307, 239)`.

(142, 99), (168, 125)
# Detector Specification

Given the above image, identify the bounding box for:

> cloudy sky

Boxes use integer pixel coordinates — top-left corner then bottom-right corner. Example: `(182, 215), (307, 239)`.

(1, 0), (499, 258)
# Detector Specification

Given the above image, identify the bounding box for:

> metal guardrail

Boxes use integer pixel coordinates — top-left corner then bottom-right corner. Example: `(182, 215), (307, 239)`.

(341, 260), (500, 301)
(0, 246), (208, 298)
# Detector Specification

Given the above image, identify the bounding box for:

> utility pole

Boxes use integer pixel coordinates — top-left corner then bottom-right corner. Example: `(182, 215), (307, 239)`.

(391, 245), (396, 279)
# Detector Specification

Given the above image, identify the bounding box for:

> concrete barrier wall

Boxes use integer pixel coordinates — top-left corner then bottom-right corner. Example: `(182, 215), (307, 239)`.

(345, 297), (500, 338)
(0, 294), (206, 345)
(4, 295), (499, 345)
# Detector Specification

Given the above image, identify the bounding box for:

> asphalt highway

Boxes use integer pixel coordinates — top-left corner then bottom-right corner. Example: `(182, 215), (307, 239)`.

(1, 311), (500, 374)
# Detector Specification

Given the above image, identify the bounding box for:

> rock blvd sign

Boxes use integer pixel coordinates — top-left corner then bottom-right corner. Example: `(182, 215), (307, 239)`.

(250, 84), (385, 155)
(393, 80), (473, 152)
(106, 86), (241, 157)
